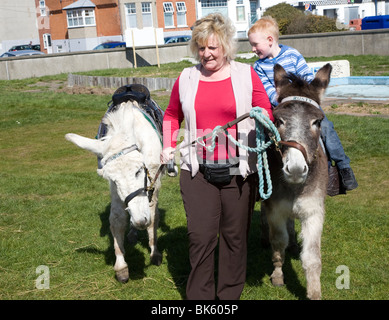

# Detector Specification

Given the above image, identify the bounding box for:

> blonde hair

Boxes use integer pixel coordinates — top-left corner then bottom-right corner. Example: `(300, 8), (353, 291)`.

(248, 16), (279, 42)
(190, 13), (237, 62)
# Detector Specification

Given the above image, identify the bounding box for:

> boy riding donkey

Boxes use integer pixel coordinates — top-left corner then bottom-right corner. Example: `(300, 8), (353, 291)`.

(248, 16), (358, 194)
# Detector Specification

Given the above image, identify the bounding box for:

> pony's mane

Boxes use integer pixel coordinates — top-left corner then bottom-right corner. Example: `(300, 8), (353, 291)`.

(277, 73), (320, 104)
(103, 102), (137, 136)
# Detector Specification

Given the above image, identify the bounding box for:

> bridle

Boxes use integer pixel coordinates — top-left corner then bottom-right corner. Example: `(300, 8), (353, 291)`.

(273, 96), (323, 163)
(102, 144), (164, 206)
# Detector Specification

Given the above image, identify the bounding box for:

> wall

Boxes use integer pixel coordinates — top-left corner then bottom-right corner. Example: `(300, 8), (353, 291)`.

(1, 29), (388, 81)
(238, 28), (389, 57)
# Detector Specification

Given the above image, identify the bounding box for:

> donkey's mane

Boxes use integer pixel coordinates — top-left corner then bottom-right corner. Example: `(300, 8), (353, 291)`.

(102, 103), (137, 136)
(277, 73), (321, 104)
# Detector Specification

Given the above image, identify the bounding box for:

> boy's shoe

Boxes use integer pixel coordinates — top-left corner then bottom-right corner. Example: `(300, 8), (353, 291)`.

(339, 168), (358, 191)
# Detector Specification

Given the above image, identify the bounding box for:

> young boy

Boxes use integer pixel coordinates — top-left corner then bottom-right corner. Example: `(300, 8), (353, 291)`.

(248, 16), (358, 192)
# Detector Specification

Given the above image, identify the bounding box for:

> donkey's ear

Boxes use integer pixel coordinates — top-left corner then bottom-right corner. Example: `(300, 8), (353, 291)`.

(65, 133), (104, 158)
(311, 63), (332, 96)
(274, 64), (289, 91)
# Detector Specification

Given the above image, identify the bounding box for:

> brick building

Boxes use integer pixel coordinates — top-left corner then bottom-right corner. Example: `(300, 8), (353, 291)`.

(34, 0), (196, 53)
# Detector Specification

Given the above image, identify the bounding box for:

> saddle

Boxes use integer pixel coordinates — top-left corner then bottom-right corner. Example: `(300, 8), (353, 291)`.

(97, 84), (164, 140)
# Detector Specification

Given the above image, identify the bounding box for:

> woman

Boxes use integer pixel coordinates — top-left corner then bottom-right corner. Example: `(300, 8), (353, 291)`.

(161, 13), (273, 300)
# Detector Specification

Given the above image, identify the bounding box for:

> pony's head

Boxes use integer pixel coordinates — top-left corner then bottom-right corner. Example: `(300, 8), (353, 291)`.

(65, 102), (151, 230)
(273, 63), (332, 185)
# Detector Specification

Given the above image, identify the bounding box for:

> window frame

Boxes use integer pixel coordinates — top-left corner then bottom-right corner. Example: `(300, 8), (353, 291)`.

(163, 2), (175, 28)
(141, 2), (153, 28)
(125, 3), (137, 28)
(176, 2), (187, 27)
(66, 8), (96, 28)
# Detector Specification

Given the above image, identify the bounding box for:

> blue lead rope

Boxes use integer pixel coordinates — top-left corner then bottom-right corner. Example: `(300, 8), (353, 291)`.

(200, 107), (281, 200)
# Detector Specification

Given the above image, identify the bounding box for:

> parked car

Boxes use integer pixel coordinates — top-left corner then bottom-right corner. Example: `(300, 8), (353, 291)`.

(0, 50), (45, 58)
(93, 42), (126, 50)
(164, 35), (192, 44)
(8, 44), (40, 51)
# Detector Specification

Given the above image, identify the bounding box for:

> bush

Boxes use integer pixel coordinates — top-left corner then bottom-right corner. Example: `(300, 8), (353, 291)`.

(287, 14), (339, 34)
(263, 3), (304, 35)
(264, 3), (340, 35)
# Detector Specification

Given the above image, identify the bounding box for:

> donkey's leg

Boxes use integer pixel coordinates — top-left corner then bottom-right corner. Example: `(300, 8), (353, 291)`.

(147, 193), (162, 266)
(300, 212), (324, 300)
(110, 201), (130, 283)
(267, 208), (289, 287)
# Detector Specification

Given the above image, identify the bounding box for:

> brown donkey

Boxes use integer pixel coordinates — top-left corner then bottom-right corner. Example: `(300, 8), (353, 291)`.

(261, 63), (332, 300)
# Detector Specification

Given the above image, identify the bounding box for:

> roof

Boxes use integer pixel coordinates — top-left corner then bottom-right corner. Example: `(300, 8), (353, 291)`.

(63, 0), (96, 10)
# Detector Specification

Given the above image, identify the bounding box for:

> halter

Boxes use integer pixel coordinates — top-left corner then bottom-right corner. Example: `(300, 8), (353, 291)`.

(101, 144), (161, 206)
(275, 96), (323, 163)
(280, 96), (321, 110)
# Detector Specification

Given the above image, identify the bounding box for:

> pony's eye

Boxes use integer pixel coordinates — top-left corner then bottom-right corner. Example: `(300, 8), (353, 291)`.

(312, 119), (322, 127)
(275, 118), (285, 127)
(135, 168), (142, 177)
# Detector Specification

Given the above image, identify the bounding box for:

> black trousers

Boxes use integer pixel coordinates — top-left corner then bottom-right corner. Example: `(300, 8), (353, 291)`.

(180, 169), (257, 300)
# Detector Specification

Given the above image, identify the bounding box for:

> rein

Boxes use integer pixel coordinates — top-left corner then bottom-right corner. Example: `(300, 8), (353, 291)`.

(184, 103), (313, 200)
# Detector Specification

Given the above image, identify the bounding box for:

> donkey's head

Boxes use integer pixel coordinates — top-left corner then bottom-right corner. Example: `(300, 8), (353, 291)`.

(273, 63), (332, 184)
(65, 103), (151, 230)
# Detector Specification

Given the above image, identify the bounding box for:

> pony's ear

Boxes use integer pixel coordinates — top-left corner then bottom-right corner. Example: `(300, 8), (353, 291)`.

(65, 133), (104, 158)
(311, 63), (332, 97)
(274, 64), (290, 93)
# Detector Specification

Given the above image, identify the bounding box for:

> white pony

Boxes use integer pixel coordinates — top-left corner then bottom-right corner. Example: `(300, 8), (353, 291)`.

(65, 101), (162, 283)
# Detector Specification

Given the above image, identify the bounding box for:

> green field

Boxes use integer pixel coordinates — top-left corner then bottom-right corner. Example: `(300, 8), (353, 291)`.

(0, 57), (388, 300)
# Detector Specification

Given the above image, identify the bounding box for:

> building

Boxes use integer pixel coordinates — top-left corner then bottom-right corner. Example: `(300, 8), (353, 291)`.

(256, 0), (389, 26)
(0, 0), (40, 53)
(2, 0), (388, 55)
(35, 0), (123, 53)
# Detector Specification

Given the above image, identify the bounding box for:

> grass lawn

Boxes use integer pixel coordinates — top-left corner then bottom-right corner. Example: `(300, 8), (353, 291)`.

(0, 57), (388, 300)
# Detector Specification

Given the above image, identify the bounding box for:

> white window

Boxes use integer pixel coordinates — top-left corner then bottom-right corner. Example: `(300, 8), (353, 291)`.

(43, 33), (51, 49)
(200, 0), (228, 17)
(66, 9), (96, 28)
(125, 3), (137, 28)
(163, 2), (174, 28)
(176, 2), (187, 27)
(39, 0), (46, 16)
(142, 2), (152, 28)
(236, 0), (245, 22)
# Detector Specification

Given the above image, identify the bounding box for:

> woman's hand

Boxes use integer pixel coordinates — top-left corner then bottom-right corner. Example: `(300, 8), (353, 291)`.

(160, 147), (175, 164)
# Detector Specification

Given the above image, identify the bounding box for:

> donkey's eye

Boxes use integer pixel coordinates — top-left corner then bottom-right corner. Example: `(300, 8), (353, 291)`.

(312, 119), (322, 127)
(275, 118), (285, 127)
(135, 168), (142, 177)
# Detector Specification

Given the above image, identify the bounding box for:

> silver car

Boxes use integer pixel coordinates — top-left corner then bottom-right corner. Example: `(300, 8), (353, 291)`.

(0, 50), (45, 58)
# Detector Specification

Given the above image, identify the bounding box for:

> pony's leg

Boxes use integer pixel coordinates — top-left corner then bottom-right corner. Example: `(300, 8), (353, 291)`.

(127, 226), (138, 245)
(300, 213), (324, 300)
(147, 194), (162, 266)
(260, 211), (298, 252)
(287, 218), (299, 254)
(259, 209), (270, 248)
(109, 201), (130, 283)
(267, 208), (289, 287)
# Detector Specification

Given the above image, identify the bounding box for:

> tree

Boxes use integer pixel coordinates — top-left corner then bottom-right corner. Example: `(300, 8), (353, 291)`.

(287, 14), (339, 34)
(264, 3), (340, 35)
(263, 3), (304, 35)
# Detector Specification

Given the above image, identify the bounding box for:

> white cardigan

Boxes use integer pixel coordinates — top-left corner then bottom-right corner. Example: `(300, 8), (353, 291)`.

(178, 60), (258, 178)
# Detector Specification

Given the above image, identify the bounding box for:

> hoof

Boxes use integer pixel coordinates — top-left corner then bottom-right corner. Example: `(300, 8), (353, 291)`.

(271, 275), (284, 287)
(115, 268), (129, 283)
(151, 253), (162, 266)
(308, 292), (321, 300)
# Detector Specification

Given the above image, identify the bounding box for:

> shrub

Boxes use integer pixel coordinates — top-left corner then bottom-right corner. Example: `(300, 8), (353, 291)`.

(264, 3), (340, 35)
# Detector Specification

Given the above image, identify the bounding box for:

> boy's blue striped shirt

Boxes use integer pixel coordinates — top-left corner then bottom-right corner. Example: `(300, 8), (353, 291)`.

(253, 44), (314, 107)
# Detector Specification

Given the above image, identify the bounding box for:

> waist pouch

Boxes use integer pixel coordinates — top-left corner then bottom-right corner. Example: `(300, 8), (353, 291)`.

(199, 162), (239, 185)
